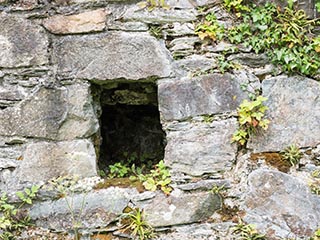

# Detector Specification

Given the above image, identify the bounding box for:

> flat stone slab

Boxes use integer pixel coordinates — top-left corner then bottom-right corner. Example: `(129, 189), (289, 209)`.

(141, 190), (221, 227)
(0, 87), (68, 139)
(15, 139), (97, 183)
(0, 84), (98, 140)
(29, 188), (221, 231)
(43, 9), (109, 34)
(158, 73), (247, 121)
(30, 188), (136, 230)
(248, 76), (320, 152)
(123, 7), (197, 24)
(0, 13), (48, 68)
(164, 119), (237, 177)
(53, 32), (172, 80)
(244, 169), (320, 239)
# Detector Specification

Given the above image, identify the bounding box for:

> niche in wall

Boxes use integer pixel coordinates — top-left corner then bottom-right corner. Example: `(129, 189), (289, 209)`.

(92, 81), (166, 175)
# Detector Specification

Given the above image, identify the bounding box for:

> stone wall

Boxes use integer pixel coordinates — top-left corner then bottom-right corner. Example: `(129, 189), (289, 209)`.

(0, 0), (320, 239)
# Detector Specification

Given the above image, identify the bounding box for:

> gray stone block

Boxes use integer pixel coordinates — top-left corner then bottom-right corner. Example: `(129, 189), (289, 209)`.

(248, 76), (320, 152)
(164, 119), (237, 177)
(158, 73), (247, 121)
(244, 169), (320, 239)
(15, 139), (97, 183)
(0, 13), (48, 68)
(53, 32), (172, 81)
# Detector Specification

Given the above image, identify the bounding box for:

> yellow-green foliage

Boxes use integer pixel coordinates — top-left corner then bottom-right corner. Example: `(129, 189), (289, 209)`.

(0, 186), (39, 239)
(232, 221), (266, 240)
(280, 145), (302, 166)
(311, 228), (320, 240)
(120, 207), (154, 240)
(196, 1), (320, 76)
(232, 96), (269, 145)
(131, 160), (172, 195)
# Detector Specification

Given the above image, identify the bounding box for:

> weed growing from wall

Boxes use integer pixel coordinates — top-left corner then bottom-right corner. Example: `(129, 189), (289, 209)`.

(196, 1), (320, 77)
(119, 205), (154, 240)
(232, 96), (270, 146)
(46, 176), (89, 240)
(0, 186), (39, 239)
(131, 160), (172, 195)
(280, 144), (302, 166)
(311, 228), (320, 240)
(232, 220), (266, 240)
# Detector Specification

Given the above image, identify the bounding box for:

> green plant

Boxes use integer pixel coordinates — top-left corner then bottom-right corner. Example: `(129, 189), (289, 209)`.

(280, 145), (302, 166)
(210, 184), (226, 194)
(0, 186), (39, 239)
(196, 2), (320, 77)
(98, 169), (107, 178)
(131, 160), (172, 195)
(217, 55), (238, 73)
(310, 183), (320, 195)
(149, 25), (163, 39)
(46, 175), (88, 240)
(311, 228), (320, 240)
(233, 220), (266, 240)
(232, 96), (270, 145)
(195, 13), (225, 41)
(223, 0), (250, 16)
(312, 169), (320, 178)
(316, 0), (320, 12)
(120, 207), (154, 240)
(137, 0), (170, 11)
(108, 162), (131, 178)
(202, 114), (214, 123)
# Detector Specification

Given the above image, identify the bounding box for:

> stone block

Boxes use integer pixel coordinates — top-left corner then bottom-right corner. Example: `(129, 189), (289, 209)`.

(29, 188), (220, 231)
(16, 139), (97, 183)
(0, 13), (48, 68)
(30, 188), (136, 230)
(57, 83), (99, 140)
(164, 119), (237, 177)
(123, 7), (197, 24)
(0, 87), (68, 139)
(53, 32), (172, 80)
(244, 169), (320, 239)
(248, 76), (320, 152)
(0, 84), (99, 140)
(142, 190), (221, 227)
(43, 9), (109, 34)
(158, 73), (247, 121)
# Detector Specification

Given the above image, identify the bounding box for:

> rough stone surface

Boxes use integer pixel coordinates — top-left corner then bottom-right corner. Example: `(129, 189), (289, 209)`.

(43, 9), (109, 34)
(227, 53), (269, 68)
(0, 0), (319, 238)
(244, 169), (320, 239)
(0, 87), (68, 139)
(164, 22), (195, 36)
(158, 73), (247, 121)
(57, 83), (99, 140)
(177, 179), (230, 191)
(123, 7), (197, 24)
(164, 119), (237, 177)
(248, 76), (320, 152)
(0, 85), (98, 140)
(15, 139), (97, 183)
(53, 32), (172, 80)
(156, 222), (234, 240)
(175, 55), (216, 75)
(0, 13), (48, 68)
(141, 190), (221, 227)
(30, 188), (220, 230)
(30, 188), (137, 230)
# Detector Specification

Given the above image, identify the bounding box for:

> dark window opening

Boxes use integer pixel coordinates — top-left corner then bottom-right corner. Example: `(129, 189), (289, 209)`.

(94, 82), (166, 175)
